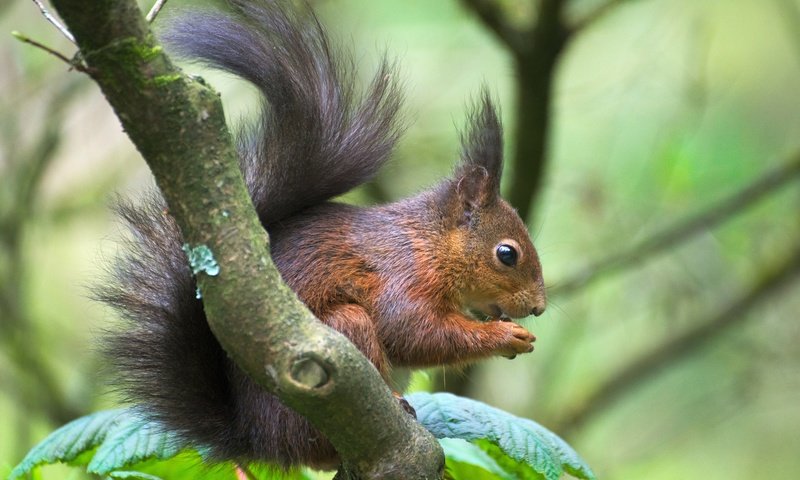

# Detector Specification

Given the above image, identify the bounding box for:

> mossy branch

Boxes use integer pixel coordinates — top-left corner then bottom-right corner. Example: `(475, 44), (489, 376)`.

(47, 0), (442, 478)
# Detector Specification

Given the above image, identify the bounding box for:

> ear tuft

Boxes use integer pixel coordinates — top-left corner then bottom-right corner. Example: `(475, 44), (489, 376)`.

(443, 89), (504, 226)
(455, 88), (503, 203)
(454, 88), (503, 217)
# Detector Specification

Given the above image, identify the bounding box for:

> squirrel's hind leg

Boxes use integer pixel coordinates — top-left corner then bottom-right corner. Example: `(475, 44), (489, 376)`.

(323, 305), (415, 418)
(323, 304), (390, 380)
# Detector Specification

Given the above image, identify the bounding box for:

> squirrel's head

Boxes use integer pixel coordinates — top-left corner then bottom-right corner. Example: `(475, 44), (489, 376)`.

(439, 91), (546, 320)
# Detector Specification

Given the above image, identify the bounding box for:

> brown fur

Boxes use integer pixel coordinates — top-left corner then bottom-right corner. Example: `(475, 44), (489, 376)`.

(270, 175), (544, 375)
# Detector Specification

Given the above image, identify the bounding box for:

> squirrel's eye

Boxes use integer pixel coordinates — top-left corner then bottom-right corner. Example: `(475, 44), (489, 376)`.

(496, 244), (518, 267)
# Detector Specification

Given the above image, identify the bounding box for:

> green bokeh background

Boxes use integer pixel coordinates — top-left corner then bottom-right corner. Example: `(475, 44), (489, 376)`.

(2, 0), (799, 478)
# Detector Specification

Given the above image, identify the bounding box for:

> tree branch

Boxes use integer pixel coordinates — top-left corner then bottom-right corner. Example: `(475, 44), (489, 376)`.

(552, 151), (800, 298)
(506, 0), (570, 223)
(48, 1), (442, 477)
(459, 0), (570, 221)
(458, 0), (532, 55)
(553, 241), (800, 436)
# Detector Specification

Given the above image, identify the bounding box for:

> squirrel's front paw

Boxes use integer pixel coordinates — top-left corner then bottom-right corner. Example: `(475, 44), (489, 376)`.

(495, 322), (536, 359)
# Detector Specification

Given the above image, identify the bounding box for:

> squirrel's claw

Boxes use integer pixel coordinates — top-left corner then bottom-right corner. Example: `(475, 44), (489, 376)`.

(393, 391), (417, 418)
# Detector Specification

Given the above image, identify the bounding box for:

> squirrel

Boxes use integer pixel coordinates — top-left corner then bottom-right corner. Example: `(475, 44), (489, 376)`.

(99, 0), (546, 471)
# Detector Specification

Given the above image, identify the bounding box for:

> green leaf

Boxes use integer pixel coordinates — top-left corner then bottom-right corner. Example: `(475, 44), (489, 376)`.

(475, 439), (544, 480)
(440, 438), (511, 480)
(109, 471), (164, 480)
(111, 451), (236, 480)
(14, 396), (594, 480)
(12, 408), (323, 479)
(408, 392), (596, 480)
(9, 408), (189, 479)
(247, 464), (323, 479)
(87, 410), (183, 474)
(9, 409), (127, 478)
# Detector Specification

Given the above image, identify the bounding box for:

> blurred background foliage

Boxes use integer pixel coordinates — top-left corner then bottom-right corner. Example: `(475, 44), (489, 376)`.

(2, 0), (799, 478)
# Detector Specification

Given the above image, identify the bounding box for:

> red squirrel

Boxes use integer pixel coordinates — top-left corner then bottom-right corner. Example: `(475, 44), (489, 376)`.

(100, 0), (545, 470)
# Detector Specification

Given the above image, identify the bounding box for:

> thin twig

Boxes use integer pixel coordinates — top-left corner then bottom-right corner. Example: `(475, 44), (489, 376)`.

(145, 0), (168, 23)
(552, 151), (800, 298)
(31, 0), (75, 43)
(11, 31), (92, 74)
(12, 31), (71, 64)
(553, 241), (800, 436)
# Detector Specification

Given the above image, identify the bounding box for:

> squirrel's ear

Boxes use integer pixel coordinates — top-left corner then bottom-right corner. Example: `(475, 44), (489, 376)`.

(452, 89), (503, 216)
(455, 165), (493, 216)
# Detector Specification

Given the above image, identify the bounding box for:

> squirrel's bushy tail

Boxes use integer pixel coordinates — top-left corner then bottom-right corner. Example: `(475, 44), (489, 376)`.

(162, 0), (403, 224)
(99, 0), (401, 464)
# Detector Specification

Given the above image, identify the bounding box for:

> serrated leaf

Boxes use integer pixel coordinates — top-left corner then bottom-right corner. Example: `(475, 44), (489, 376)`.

(408, 392), (596, 480)
(87, 410), (183, 474)
(9, 409), (126, 479)
(9, 408), (191, 479)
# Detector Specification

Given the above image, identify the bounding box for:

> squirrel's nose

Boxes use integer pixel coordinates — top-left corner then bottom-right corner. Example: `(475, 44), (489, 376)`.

(530, 303), (546, 317)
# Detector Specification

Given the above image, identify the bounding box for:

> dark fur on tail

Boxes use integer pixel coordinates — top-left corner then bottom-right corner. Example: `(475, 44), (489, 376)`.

(100, 0), (402, 465)
(162, 0), (403, 225)
(98, 195), (234, 453)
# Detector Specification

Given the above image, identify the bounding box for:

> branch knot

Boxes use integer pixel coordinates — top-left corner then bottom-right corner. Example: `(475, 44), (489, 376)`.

(289, 354), (333, 392)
